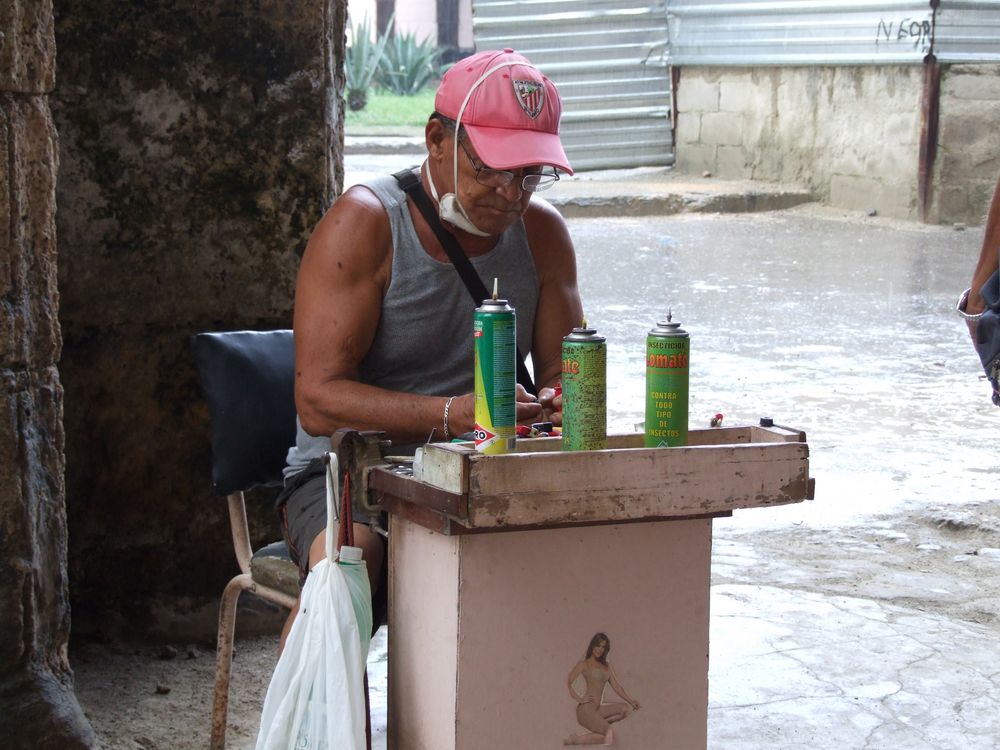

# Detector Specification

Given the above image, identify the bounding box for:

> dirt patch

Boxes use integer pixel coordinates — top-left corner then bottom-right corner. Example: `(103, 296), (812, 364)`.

(73, 625), (389, 749)
(73, 633), (278, 750)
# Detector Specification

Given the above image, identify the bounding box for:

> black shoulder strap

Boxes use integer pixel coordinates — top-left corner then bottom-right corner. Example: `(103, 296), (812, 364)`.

(394, 168), (537, 396)
(394, 168), (491, 304)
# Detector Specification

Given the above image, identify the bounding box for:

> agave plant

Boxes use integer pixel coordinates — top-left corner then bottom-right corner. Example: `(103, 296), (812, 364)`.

(376, 25), (441, 96)
(345, 15), (391, 111)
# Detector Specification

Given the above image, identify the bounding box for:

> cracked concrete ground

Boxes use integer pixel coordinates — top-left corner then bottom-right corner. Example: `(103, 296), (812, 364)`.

(709, 506), (1000, 749)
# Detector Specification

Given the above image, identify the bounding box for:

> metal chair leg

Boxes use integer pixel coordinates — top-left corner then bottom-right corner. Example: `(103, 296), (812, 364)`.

(211, 572), (251, 750)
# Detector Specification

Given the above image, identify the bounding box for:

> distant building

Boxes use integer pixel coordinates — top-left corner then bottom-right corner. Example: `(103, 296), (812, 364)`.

(348, 0), (474, 53)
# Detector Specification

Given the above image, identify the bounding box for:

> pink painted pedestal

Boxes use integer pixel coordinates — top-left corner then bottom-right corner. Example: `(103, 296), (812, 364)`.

(371, 426), (812, 750)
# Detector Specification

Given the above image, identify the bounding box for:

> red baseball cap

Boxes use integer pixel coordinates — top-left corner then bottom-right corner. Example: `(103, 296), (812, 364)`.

(434, 48), (573, 175)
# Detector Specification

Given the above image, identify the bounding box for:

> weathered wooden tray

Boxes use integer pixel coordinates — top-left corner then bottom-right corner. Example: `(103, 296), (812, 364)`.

(368, 424), (813, 533)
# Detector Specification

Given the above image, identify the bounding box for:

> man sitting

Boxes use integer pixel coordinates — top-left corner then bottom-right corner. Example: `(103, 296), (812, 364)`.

(276, 48), (585, 641)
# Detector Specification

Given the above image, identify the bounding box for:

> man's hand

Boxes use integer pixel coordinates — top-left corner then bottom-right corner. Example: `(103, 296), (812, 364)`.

(515, 384), (543, 426)
(537, 384), (563, 426)
(964, 288), (986, 342)
(965, 172), (1000, 346)
(447, 393), (476, 438)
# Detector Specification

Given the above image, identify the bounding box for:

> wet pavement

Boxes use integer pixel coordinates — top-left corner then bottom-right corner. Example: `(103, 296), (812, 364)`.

(577, 207), (996, 520)
(345, 148), (999, 748)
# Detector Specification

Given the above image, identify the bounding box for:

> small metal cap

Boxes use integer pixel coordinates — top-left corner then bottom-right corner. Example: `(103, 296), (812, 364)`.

(649, 309), (687, 337)
(563, 326), (605, 343)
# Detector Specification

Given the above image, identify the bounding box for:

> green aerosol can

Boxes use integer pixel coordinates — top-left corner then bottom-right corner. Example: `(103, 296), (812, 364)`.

(644, 312), (689, 447)
(473, 286), (517, 455)
(561, 323), (607, 451)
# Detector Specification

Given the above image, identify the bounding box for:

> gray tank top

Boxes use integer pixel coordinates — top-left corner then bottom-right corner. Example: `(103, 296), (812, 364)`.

(285, 170), (539, 474)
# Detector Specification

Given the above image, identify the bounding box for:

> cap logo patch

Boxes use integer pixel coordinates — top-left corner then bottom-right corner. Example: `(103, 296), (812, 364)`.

(513, 79), (545, 119)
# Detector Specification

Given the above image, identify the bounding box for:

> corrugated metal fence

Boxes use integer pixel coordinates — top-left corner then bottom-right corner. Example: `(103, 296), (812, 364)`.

(472, 0), (675, 170)
(471, 1), (1000, 170)
(937, 1), (1000, 62)
(668, 0), (1000, 65)
(667, 1), (934, 65)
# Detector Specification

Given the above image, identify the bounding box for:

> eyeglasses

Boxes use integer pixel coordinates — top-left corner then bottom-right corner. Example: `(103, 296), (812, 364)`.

(459, 140), (560, 193)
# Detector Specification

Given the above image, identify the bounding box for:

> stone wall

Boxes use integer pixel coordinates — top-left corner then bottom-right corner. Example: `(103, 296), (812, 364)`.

(0, 0), (95, 745)
(52, 0), (347, 636)
(934, 64), (1000, 225)
(673, 64), (1000, 225)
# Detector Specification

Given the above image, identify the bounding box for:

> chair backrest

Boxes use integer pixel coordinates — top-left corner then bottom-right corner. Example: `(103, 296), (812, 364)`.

(191, 330), (297, 495)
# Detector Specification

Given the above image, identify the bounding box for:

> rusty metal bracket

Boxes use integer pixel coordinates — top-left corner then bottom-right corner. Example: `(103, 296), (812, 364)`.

(330, 428), (392, 515)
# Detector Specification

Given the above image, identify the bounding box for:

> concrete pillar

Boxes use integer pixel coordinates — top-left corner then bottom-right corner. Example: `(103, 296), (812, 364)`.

(51, 0), (346, 637)
(0, 0), (95, 746)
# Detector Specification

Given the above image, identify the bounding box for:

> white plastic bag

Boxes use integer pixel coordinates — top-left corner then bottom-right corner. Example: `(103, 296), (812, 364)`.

(256, 453), (373, 750)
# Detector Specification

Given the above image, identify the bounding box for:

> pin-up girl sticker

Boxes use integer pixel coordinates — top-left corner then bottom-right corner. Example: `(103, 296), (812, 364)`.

(563, 632), (640, 746)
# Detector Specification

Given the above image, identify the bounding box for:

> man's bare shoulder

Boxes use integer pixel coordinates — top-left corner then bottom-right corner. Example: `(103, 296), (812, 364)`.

(307, 185), (392, 263)
(315, 184), (389, 238)
(523, 195), (575, 267)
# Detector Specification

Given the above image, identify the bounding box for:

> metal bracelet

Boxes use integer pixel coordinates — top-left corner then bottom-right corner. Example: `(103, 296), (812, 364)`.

(956, 288), (986, 321)
(443, 396), (455, 441)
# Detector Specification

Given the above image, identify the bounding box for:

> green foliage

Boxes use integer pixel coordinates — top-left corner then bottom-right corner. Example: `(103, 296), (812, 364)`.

(345, 15), (391, 111)
(345, 89), (437, 130)
(376, 28), (441, 96)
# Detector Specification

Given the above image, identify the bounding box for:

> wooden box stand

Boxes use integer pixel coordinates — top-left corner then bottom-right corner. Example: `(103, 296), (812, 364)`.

(369, 425), (813, 750)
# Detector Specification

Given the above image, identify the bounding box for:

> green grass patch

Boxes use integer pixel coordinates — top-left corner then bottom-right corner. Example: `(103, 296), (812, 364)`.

(345, 89), (436, 135)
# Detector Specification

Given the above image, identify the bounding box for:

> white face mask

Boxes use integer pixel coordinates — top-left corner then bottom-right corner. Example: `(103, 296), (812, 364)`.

(424, 159), (490, 237)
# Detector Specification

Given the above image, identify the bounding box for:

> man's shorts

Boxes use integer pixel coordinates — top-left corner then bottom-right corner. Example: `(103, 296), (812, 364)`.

(275, 456), (388, 629)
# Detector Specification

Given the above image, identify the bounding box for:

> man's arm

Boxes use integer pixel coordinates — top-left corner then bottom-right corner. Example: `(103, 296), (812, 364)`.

(293, 186), (474, 443)
(964, 172), (1000, 331)
(523, 198), (585, 423)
